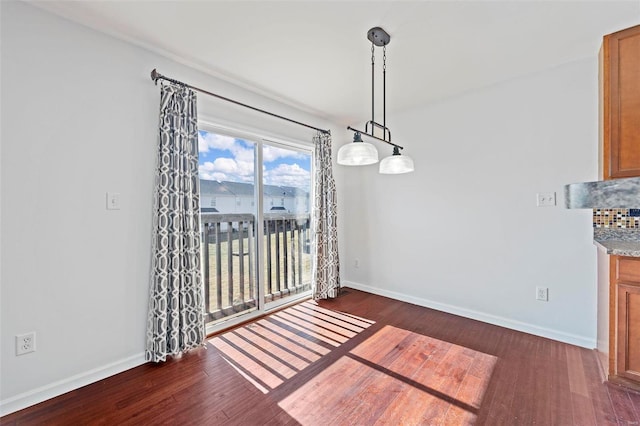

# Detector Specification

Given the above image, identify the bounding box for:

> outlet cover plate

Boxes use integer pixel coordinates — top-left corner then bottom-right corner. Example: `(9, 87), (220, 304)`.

(536, 192), (556, 207)
(536, 287), (549, 302)
(16, 332), (36, 355)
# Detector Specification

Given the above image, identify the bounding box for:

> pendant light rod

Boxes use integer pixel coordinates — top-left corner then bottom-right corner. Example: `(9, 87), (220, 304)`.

(346, 126), (404, 150)
(371, 43), (375, 129)
(383, 45), (386, 135)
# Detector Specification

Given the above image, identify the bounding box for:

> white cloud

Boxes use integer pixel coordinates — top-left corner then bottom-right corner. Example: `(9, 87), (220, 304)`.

(198, 132), (257, 165)
(263, 163), (310, 189)
(198, 158), (254, 183)
(233, 146), (255, 163)
(263, 145), (305, 163)
(198, 132), (236, 153)
(199, 131), (306, 163)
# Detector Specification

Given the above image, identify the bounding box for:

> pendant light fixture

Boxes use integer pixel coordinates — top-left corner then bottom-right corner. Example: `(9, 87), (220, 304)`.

(337, 27), (414, 174)
(336, 131), (378, 165)
(379, 146), (415, 174)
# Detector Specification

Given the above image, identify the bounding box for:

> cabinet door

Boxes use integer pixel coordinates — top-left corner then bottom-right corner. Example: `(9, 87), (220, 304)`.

(617, 283), (640, 381)
(603, 25), (640, 179)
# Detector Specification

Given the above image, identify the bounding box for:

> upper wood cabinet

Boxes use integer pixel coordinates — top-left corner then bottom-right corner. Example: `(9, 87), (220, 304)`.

(601, 25), (640, 180)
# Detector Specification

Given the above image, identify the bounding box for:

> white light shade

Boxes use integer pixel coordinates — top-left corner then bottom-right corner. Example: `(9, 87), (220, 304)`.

(379, 153), (415, 174)
(337, 142), (379, 165)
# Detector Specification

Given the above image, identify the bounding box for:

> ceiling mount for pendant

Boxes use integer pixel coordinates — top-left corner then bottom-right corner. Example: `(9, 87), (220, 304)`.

(367, 27), (390, 47)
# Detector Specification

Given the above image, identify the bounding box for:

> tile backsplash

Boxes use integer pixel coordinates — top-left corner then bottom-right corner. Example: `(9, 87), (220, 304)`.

(593, 209), (640, 228)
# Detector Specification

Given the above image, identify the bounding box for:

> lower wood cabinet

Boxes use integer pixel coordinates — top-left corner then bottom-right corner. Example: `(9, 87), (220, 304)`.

(618, 283), (640, 381)
(613, 256), (640, 384)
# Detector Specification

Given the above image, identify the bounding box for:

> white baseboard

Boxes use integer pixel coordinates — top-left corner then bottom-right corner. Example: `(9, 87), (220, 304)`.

(0, 352), (146, 417)
(343, 280), (596, 349)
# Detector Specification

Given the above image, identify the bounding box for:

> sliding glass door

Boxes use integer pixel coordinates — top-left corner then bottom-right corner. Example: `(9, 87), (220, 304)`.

(262, 142), (313, 309)
(199, 130), (258, 323)
(198, 128), (313, 327)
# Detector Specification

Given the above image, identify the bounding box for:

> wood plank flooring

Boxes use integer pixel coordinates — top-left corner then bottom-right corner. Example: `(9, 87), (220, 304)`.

(3, 288), (640, 425)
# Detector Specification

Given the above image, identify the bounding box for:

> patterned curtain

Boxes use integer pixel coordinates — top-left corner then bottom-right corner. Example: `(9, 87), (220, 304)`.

(146, 83), (205, 362)
(312, 131), (341, 299)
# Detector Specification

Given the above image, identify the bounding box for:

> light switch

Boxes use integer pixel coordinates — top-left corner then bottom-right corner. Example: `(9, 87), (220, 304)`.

(536, 192), (556, 207)
(106, 192), (121, 210)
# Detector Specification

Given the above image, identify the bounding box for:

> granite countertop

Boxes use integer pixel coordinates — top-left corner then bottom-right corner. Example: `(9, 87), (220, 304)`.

(565, 177), (640, 209)
(594, 228), (640, 257)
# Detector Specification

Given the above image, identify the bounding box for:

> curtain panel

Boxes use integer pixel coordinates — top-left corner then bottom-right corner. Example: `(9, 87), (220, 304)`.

(312, 131), (341, 299)
(146, 83), (205, 362)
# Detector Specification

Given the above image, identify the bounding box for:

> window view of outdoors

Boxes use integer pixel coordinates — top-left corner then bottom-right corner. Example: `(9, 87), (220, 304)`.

(198, 130), (312, 323)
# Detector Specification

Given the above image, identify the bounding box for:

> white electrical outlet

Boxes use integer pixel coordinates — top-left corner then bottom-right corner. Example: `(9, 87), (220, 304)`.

(354, 259), (360, 268)
(536, 192), (556, 207)
(16, 332), (36, 355)
(536, 287), (549, 302)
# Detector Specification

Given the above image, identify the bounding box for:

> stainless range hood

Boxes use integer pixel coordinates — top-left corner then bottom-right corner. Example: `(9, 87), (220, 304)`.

(565, 177), (640, 209)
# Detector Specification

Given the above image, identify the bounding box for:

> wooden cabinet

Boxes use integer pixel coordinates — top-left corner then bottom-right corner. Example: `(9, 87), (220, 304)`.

(601, 24), (640, 180)
(618, 284), (640, 381)
(610, 256), (640, 386)
(596, 24), (640, 390)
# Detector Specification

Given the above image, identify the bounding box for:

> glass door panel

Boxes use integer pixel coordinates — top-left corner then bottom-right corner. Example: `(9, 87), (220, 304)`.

(198, 130), (258, 323)
(262, 143), (312, 306)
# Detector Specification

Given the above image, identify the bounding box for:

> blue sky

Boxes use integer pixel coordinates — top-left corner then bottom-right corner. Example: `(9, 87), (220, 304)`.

(198, 130), (311, 189)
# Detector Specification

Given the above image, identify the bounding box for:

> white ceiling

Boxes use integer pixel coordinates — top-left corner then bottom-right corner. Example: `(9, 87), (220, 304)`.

(31, 1), (640, 125)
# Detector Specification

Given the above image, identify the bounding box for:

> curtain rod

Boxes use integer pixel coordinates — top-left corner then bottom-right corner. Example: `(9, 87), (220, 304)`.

(150, 69), (330, 135)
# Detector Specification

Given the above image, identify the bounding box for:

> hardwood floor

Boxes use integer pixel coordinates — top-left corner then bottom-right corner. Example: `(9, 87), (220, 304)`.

(3, 288), (640, 425)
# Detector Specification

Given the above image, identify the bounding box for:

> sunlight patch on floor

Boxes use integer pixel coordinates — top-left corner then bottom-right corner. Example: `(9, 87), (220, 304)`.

(208, 300), (375, 394)
(279, 325), (497, 425)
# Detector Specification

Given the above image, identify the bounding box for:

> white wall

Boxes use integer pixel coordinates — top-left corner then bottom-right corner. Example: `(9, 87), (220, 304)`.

(0, 2), (333, 414)
(0, 0), (601, 416)
(341, 58), (598, 348)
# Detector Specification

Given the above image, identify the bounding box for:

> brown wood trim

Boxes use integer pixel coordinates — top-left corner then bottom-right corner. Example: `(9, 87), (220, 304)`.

(601, 35), (612, 180)
(608, 31), (621, 179)
(610, 255), (618, 375)
(618, 282), (629, 377)
(608, 375), (640, 394)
